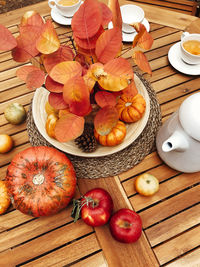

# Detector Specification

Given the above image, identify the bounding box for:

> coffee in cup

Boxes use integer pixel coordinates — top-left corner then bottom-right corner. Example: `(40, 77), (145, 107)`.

(180, 32), (200, 65)
(48, 0), (81, 17)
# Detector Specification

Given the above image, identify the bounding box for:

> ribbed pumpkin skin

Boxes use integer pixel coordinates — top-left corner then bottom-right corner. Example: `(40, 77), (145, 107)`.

(94, 120), (126, 146)
(6, 146), (76, 217)
(115, 94), (146, 123)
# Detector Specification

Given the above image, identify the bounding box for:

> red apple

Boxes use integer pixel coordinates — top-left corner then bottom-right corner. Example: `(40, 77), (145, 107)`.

(109, 208), (142, 243)
(80, 188), (113, 227)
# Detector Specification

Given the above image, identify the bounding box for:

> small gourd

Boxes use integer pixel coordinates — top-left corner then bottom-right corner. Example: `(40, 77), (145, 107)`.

(45, 113), (58, 138)
(115, 94), (146, 123)
(94, 120), (126, 146)
(0, 180), (11, 214)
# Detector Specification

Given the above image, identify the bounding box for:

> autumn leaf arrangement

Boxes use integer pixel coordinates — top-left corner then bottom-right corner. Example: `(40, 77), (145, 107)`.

(0, 0), (153, 150)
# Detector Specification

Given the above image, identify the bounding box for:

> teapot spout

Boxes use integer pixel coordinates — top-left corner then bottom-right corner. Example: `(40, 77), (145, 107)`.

(162, 130), (189, 152)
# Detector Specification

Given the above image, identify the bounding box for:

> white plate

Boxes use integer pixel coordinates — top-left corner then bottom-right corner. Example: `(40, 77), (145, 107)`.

(108, 18), (150, 43)
(32, 75), (150, 157)
(168, 42), (200, 75)
(51, 6), (72, 25)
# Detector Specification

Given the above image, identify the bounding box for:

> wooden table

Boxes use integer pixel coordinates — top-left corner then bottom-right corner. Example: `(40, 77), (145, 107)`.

(0, 1), (200, 266)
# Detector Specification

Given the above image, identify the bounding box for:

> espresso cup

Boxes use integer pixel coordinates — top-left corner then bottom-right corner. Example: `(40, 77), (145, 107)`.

(48, 0), (81, 17)
(180, 32), (200, 65)
(120, 5), (145, 34)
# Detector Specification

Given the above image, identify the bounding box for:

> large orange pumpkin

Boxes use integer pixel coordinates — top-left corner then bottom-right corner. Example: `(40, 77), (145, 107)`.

(94, 120), (126, 146)
(115, 94), (146, 123)
(6, 146), (76, 217)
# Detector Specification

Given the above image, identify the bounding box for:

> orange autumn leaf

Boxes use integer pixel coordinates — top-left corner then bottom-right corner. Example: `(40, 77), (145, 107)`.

(16, 65), (40, 81)
(108, 0), (122, 31)
(45, 75), (64, 93)
(95, 91), (116, 108)
(94, 105), (119, 136)
(132, 23), (153, 50)
(0, 24), (17, 51)
(20, 11), (44, 28)
(54, 113), (85, 142)
(42, 45), (74, 73)
(12, 36), (32, 62)
(83, 71), (96, 93)
(100, 2), (112, 27)
(91, 58), (133, 91)
(133, 50), (152, 75)
(36, 20), (60, 54)
(63, 76), (90, 116)
(26, 69), (46, 90)
(48, 92), (69, 109)
(71, 0), (102, 39)
(95, 27), (122, 64)
(122, 80), (138, 97)
(132, 23), (146, 49)
(49, 61), (82, 84)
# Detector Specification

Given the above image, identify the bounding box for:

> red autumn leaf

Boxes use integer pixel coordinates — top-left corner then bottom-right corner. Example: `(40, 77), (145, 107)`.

(16, 65), (40, 81)
(49, 61), (82, 84)
(122, 80), (138, 97)
(95, 91), (116, 108)
(63, 76), (90, 116)
(100, 2), (112, 26)
(20, 11), (44, 28)
(54, 113), (85, 142)
(12, 27), (40, 62)
(36, 20), (60, 54)
(0, 24), (17, 51)
(26, 69), (46, 90)
(77, 46), (96, 57)
(132, 23), (153, 50)
(74, 26), (104, 50)
(133, 51), (152, 75)
(48, 92), (69, 109)
(94, 105), (119, 136)
(108, 0), (122, 31)
(42, 45), (74, 74)
(71, 0), (102, 39)
(95, 27), (122, 64)
(12, 36), (33, 62)
(45, 75), (64, 93)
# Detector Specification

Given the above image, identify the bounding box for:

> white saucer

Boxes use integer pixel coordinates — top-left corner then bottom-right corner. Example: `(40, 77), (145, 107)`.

(51, 7), (72, 25)
(108, 18), (150, 43)
(168, 42), (200, 76)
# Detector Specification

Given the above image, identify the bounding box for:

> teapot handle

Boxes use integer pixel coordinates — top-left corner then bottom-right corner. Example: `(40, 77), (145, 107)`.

(181, 32), (190, 41)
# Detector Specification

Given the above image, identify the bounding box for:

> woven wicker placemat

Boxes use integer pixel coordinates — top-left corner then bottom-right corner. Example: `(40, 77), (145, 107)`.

(27, 73), (161, 179)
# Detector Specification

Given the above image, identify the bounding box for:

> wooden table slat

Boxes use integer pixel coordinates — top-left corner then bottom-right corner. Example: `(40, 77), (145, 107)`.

(154, 225), (200, 265)
(145, 204), (200, 246)
(0, 2), (200, 266)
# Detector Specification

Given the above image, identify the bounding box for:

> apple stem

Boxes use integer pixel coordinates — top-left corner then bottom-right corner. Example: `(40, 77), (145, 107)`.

(71, 196), (95, 222)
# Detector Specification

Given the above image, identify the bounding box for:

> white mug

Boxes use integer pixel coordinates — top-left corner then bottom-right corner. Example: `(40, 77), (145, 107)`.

(180, 32), (200, 65)
(48, 0), (81, 17)
(120, 5), (144, 34)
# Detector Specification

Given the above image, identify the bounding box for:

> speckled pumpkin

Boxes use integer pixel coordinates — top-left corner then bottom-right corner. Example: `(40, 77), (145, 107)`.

(115, 94), (146, 123)
(94, 120), (126, 146)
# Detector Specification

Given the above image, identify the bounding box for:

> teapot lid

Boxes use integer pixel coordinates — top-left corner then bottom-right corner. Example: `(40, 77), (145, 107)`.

(179, 92), (200, 141)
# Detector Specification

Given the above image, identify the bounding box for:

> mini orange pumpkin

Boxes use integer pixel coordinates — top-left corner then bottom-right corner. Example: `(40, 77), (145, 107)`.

(0, 180), (11, 214)
(45, 113), (58, 138)
(94, 120), (126, 146)
(115, 94), (146, 123)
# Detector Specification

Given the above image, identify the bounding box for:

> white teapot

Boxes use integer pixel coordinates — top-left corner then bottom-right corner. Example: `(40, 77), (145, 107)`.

(156, 92), (200, 172)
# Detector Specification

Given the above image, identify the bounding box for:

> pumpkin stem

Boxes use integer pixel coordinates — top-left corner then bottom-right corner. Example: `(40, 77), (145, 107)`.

(71, 196), (95, 223)
(32, 173), (45, 185)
